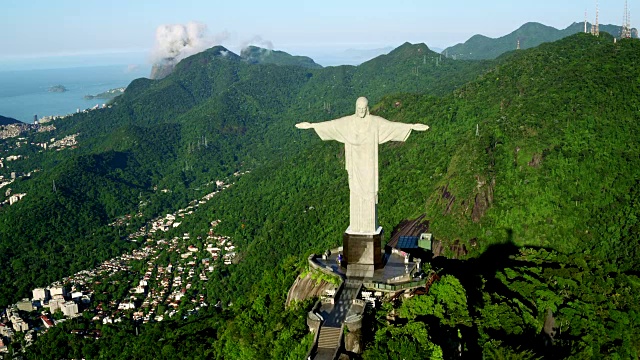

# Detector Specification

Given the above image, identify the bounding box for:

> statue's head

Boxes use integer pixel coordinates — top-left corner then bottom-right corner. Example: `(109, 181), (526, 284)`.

(355, 97), (369, 118)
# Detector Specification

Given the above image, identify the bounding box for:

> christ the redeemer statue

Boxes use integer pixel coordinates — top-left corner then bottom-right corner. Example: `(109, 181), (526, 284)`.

(296, 97), (428, 235)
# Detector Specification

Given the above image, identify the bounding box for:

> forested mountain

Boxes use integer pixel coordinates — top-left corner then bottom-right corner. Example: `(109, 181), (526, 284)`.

(0, 43), (489, 308)
(240, 45), (322, 68)
(168, 33), (639, 358)
(0, 115), (22, 125)
(3, 33), (640, 359)
(443, 21), (637, 60)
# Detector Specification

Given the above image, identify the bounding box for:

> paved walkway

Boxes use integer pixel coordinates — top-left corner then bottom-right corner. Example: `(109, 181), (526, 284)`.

(311, 279), (362, 360)
(313, 347), (336, 360)
(323, 279), (361, 327)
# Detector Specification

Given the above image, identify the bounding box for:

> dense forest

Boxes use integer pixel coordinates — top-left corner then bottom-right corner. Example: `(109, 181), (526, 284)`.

(1, 33), (639, 358)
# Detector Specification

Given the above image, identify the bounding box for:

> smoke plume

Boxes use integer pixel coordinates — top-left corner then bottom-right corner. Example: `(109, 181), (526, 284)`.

(238, 35), (275, 64)
(150, 22), (229, 79)
(240, 35), (274, 52)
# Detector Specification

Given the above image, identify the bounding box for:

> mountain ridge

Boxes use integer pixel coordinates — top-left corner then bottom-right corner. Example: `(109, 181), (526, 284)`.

(444, 21), (638, 60)
(240, 45), (322, 69)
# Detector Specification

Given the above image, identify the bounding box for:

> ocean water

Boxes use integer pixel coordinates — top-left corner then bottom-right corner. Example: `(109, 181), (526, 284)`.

(0, 65), (150, 123)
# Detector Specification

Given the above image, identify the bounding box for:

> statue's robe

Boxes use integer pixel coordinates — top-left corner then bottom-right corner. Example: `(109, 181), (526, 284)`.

(312, 115), (415, 234)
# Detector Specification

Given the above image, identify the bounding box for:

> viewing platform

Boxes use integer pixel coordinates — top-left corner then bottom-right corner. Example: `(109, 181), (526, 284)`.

(313, 249), (417, 286)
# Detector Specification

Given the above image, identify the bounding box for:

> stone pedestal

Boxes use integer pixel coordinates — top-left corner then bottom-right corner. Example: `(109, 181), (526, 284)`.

(343, 227), (383, 278)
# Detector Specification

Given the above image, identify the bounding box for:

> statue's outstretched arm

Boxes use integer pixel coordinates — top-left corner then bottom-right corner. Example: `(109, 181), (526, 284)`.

(296, 117), (347, 143)
(295, 122), (314, 129)
(412, 124), (429, 131)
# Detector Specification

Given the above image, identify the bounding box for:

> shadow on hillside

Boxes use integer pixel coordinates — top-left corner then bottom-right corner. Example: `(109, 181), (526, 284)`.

(430, 231), (557, 358)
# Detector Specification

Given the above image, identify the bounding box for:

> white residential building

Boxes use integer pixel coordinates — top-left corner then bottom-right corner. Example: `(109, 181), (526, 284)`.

(9, 193), (26, 205)
(50, 286), (67, 298)
(61, 301), (79, 317)
(32, 288), (50, 302)
(16, 299), (33, 312)
(11, 318), (29, 332)
(48, 299), (64, 313)
(118, 302), (136, 310)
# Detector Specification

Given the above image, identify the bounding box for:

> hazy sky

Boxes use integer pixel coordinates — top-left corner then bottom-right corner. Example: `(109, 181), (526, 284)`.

(0, 0), (632, 68)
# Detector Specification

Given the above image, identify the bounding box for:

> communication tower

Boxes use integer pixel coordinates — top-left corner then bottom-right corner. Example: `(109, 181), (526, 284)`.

(621, 0), (632, 38)
(591, 2), (600, 36)
(584, 9), (588, 33)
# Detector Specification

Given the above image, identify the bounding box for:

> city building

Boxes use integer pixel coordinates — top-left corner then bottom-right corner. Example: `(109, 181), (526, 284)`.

(40, 315), (54, 329)
(11, 318), (28, 332)
(70, 291), (83, 301)
(32, 288), (50, 302)
(61, 301), (79, 317)
(49, 286), (67, 299)
(48, 299), (64, 313)
(16, 299), (33, 312)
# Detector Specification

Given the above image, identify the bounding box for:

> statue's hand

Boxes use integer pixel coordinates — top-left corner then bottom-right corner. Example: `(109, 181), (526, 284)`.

(295, 122), (313, 129)
(412, 124), (429, 131)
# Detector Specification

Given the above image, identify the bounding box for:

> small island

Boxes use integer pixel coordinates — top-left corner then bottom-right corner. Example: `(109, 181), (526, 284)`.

(84, 87), (125, 100)
(48, 85), (68, 93)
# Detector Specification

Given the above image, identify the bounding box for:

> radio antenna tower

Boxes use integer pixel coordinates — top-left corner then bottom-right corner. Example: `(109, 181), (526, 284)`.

(584, 9), (588, 33)
(596, 2), (600, 36)
(621, 0), (632, 38)
(591, 1), (600, 36)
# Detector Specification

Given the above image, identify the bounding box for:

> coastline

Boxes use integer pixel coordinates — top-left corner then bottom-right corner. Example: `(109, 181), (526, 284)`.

(0, 64), (149, 123)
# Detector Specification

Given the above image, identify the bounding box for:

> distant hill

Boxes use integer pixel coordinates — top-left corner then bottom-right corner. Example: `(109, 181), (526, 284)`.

(444, 21), (638, 60)
(240, 46), (322, 69)
(0, 115), (22, 125)
(84, 87), (125, 100)
(151, 45), (322, 79)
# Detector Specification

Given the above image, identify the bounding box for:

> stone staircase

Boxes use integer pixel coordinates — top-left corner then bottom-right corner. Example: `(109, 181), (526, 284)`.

(309, 279), (363, 359)
(317, 326), (341, 349)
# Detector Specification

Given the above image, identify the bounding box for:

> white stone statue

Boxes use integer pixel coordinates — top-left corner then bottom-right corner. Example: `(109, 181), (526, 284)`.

(296, 97), (428, 234)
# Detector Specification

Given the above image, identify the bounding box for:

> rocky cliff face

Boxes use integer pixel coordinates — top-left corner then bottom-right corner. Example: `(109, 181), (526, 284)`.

(286, 272), (336, 307)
